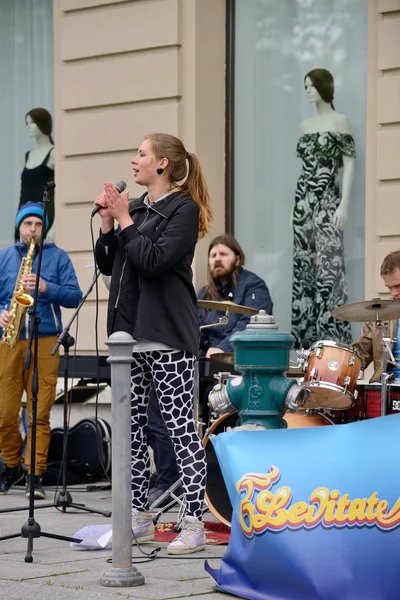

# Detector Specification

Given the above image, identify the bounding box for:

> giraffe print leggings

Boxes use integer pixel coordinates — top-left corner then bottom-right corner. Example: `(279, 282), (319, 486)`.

(130, 349), (206, 519)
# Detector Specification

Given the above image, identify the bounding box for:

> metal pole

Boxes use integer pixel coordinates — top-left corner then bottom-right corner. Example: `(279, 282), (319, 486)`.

(101, 332), (144, 588)
(381, 338), (390, 417)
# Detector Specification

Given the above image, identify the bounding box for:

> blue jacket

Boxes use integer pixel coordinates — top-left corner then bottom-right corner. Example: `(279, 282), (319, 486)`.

(0, 242), (82, 339)
(198, 268), (273, 354)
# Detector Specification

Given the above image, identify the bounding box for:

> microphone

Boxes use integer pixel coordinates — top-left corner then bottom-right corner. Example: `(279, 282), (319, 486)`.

(91, 180), (127, 217)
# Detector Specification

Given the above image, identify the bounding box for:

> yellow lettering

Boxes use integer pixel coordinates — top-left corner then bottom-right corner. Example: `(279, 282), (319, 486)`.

(375, 500), (389, 522)
(236, 468), (400, 536)
(335, 494), (351, 525)
(324, 490), (340, 526)
(287, 501), (308, 527)
(366, 492), (379, 524)
(376, 498), (400, 530)
(347, 499), (368, 525)
(306, 488), (329, 527)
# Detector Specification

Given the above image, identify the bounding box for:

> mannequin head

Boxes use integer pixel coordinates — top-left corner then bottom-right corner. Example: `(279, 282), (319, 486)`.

(304, 69), (335, 109)
(25, 108), (53, 143)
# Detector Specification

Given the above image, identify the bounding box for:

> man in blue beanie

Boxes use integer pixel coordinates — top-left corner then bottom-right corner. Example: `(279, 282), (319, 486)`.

(0, 202), (82, 498)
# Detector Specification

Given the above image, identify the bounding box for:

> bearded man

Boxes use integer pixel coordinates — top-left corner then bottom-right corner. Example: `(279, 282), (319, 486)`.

(198, 234), (273, 357)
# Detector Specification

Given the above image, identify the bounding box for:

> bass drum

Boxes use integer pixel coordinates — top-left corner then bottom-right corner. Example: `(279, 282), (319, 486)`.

(203, 410), (334, 526)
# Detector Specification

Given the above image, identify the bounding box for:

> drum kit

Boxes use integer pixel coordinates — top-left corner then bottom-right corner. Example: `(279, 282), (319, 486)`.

(199, 296), (400, 526)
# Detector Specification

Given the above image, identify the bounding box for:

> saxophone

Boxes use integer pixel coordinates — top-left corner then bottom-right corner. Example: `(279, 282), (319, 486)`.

(1, 238), (36, 348)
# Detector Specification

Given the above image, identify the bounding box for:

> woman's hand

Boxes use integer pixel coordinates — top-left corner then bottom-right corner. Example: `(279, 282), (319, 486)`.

(93, 190), (114, 234)
(333, 203), (348, 231)
(103, 182), (132, 229)
(93, 191), (113, 219)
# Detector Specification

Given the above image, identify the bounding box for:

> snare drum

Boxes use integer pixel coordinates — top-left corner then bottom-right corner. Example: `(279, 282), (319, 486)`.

(301, 340), (362, 410)
(203, 409), (334, 526)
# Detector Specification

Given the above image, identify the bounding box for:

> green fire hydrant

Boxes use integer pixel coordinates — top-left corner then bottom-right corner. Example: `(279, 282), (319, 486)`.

(208, 311), (306, 429)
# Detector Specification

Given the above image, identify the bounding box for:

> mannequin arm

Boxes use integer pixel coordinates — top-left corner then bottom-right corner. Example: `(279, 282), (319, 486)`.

(333, 114), (354, 230)
(48, 147), (55, 170)
(333, 155), (354, 230)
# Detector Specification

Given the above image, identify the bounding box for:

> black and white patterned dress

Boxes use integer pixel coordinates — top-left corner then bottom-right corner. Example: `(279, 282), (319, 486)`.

(291, 131), (354, 350)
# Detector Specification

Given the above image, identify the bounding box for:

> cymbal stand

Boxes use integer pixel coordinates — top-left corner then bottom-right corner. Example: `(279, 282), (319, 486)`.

(200, 309), (230, 330)
(377, 320), (396, 417)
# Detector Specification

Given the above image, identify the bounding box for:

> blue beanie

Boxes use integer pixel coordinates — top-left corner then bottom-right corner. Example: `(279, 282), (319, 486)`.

(15, 202), (50, 233)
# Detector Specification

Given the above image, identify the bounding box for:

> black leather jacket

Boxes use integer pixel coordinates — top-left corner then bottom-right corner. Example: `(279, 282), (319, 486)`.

(95, 191), (200, 357)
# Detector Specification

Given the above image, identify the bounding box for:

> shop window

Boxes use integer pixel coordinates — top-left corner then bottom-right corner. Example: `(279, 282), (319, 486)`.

(232, 0), (367, 346)
(0, 0), (54, 248)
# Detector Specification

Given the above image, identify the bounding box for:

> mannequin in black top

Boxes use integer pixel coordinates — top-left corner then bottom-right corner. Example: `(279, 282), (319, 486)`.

(16, 108), (55, 238)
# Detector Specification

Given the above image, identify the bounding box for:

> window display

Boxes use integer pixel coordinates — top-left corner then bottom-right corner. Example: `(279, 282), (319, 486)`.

(232, 0), (367, 347)
(0, 0), (53, 249)
(291, 68), (354, 349)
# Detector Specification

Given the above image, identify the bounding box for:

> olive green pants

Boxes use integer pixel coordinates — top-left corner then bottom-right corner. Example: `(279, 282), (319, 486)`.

(0, 337), (59, 475)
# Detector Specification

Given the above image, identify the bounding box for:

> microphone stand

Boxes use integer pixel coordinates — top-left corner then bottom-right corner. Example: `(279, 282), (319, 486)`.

(49, 267), (111, 517)
(0, 183), (82, 561)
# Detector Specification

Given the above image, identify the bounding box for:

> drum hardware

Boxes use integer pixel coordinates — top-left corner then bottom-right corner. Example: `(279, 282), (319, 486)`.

(310, 367), (318, 380)
(343, 375), (351, 388)
(296, 348), (310, 372)
(328, 360), (340, 371)
(199, 300), (259, 330)
(379, 324), (396, 417)
(199, 315), (228, 330)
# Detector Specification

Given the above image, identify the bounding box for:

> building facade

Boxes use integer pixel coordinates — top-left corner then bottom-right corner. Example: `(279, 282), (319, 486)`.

(1, 0), (399, 352)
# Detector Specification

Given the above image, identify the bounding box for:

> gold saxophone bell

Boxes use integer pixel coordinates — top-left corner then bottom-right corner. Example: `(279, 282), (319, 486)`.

(15, 294), (34, 307)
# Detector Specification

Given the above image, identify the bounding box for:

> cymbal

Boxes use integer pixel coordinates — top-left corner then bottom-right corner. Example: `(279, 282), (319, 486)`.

(198, 299), (258, 316)
(332, 298), (400, 322)
(210, 352), (235, 365)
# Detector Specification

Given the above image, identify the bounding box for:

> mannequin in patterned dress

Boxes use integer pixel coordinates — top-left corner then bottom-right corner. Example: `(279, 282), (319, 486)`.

(291, 69), (354, 349)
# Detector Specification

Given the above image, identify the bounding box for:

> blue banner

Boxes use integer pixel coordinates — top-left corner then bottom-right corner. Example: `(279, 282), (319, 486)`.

(205, 414), (400, 600)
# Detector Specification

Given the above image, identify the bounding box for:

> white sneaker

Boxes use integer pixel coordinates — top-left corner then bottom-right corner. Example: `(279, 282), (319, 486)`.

(167, 516), (206, 555)
(132, 509), (155, 544)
